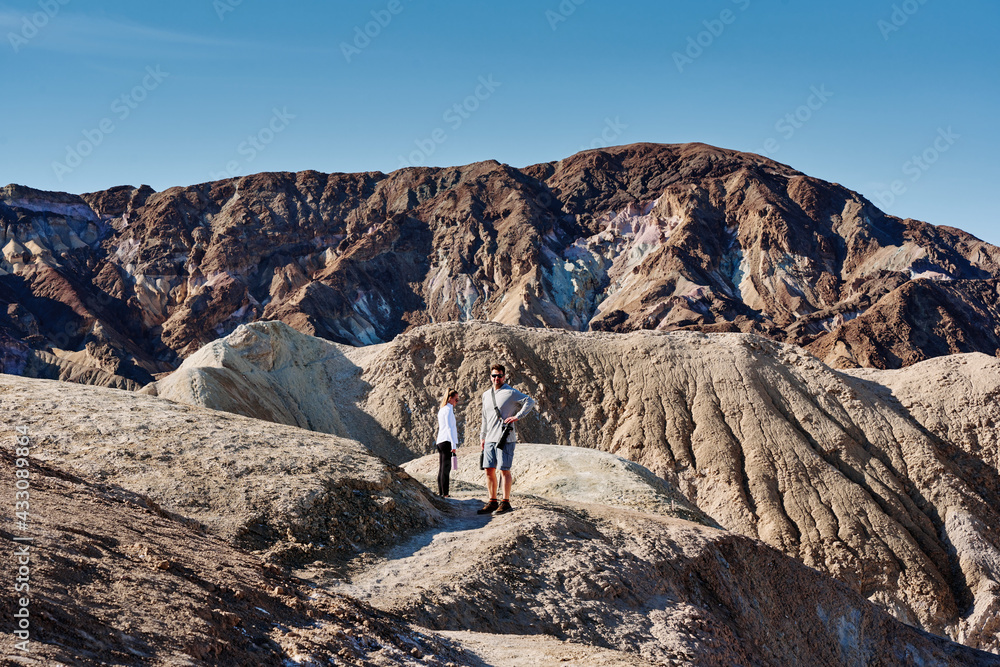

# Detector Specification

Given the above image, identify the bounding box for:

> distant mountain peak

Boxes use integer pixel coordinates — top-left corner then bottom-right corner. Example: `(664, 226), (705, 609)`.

(2, 142), (998, 386)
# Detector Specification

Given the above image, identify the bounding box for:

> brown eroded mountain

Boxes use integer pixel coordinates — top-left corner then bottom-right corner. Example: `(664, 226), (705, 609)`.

(2, 143), (999, 388)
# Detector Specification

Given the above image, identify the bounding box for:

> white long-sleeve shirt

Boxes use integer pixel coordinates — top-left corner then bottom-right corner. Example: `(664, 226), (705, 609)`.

(436, 403), (459, 448)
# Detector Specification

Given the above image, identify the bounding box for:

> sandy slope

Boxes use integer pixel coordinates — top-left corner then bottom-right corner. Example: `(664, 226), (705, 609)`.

(5, 373), (999, 664)
(0, 374), (442, 568)
(844, 352), (1000, 504)
(404, 443), (711, 525)
(0, 448), (474, 666)
(151, 320), (1000, 652)
(326, 489), (994, 666)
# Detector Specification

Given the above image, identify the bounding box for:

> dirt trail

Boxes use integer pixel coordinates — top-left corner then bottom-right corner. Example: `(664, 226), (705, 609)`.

(317, 486), (999, 666)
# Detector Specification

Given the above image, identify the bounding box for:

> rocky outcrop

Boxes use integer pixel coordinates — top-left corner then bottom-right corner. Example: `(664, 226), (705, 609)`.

(338, 491), (998, 666)
(3, 144), (999, 384)
(0, 374), (441, 566)
(5, 379), (998, 666)
(156, 320), (1000, 652)
(0, 449), (473, 666)
(845, 353), (1000, 517)
(147, 320), (409, 464)
(808, 279), (1000, 368)
(23, 349), (142, 389)
(404, 443), (713, 525)
(353, 323), (1000, 652)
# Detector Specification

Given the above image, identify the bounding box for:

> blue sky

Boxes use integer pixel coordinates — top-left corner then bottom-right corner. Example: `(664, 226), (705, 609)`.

(1, 0), (997, 243)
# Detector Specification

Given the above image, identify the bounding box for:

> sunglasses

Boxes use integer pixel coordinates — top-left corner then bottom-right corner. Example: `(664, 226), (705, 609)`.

(490, 373), (503, 378)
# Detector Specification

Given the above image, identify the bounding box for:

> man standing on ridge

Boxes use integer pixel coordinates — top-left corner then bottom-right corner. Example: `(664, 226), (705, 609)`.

(477, 363), (536, 515)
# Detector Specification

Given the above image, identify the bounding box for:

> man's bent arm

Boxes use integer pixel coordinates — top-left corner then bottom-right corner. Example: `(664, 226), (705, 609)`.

(513, 394), (536, 420)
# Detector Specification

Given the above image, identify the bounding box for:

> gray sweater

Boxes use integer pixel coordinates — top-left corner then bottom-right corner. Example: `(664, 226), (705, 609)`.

(480, 384), (536, 444)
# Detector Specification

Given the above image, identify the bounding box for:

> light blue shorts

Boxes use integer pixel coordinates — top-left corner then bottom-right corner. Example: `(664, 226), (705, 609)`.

(482, 441), (515, 471)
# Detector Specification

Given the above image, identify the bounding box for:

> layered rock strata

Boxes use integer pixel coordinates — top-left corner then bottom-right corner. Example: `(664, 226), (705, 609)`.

(3, 143), (999, 386)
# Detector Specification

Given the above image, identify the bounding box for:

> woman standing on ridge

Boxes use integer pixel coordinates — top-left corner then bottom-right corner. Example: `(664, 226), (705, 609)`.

(436, 389), (460, 497)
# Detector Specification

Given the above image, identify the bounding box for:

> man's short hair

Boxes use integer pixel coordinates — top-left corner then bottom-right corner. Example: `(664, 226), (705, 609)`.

(491, 363), (505, 375)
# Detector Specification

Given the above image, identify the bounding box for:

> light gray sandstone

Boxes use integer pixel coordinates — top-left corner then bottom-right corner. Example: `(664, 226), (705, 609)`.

(147, 320), (408, 463)
(2, 380), (996, 665)
(151, 320), (1000, 652)
(404, 442), (712, 525)
(1, 373), (439, 565)
(844, 352), (1000, 479)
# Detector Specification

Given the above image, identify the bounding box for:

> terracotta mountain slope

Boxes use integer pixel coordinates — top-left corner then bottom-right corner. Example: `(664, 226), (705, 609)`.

(2, 143), (998, 386)
(152, 321), (1000, 653)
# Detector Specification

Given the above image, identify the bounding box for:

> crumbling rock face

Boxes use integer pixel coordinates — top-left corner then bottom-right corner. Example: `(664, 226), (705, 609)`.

(3, 143), (1000, 386)
(149, 320), (409, 464)
(0, 449), (474, 666)
(159, 320), (1000, 653)
(844, 353), (1000, 522)
(0, 374), (441, 567)
(337, 493), (999, 666)
(7, 379), (997, 665)
(405, 443), (714, 525)
(808, 279), (1000, 368)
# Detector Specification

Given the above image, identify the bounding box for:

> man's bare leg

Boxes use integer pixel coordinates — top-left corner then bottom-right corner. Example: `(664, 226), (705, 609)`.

(500, 470), (512, 501)
(486, 467), (498, 500)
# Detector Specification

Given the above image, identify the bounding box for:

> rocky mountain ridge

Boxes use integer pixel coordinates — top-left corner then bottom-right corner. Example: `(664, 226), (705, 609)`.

(3, 143), (999, 389)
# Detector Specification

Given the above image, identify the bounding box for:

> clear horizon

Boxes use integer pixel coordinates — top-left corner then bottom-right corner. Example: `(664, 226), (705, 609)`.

(1, 0), (996, 243)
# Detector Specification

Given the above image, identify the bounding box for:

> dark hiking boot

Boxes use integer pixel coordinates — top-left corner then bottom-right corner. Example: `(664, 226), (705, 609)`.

(476, 499), (499, 515)
(494, 500), (513, 514)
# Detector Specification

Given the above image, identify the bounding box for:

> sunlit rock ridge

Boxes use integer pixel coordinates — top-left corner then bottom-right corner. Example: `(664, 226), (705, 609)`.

(2, 142), (999, 387)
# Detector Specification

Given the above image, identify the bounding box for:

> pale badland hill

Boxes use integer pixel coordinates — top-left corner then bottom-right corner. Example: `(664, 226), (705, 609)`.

(2, 375), (997, 665)
(845, 352), (1000, 493)
(149, 320), (1000, 655)
(3, 143), (1000, 393)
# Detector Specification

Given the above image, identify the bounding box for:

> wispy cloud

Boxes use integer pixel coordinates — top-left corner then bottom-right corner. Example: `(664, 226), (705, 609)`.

(0, 11), (265, 57)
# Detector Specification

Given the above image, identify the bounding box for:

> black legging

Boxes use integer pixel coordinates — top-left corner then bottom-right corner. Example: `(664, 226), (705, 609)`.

(437, 441), (453, 496)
